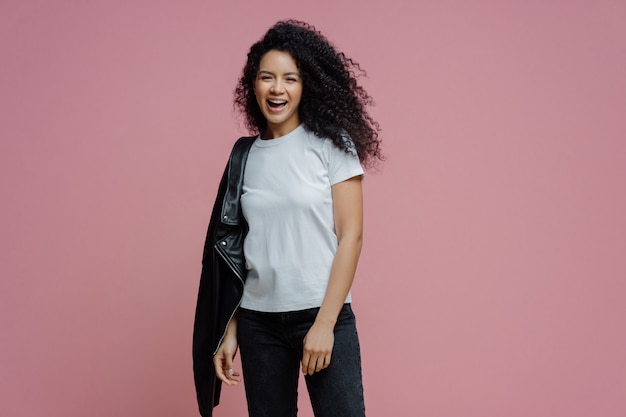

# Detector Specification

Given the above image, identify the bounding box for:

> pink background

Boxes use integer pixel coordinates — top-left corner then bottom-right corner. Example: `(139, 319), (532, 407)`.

(2, 0), (625, 416)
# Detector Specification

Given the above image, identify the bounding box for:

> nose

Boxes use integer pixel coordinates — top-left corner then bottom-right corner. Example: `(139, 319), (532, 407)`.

(270, 80), (285, 94)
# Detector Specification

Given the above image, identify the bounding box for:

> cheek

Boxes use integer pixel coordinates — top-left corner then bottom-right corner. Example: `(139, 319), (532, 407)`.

(253, 79), (264, 94)
(293, 88), (303, 104)
(255, 94), (264, 110)
(253, 83), (263, 100)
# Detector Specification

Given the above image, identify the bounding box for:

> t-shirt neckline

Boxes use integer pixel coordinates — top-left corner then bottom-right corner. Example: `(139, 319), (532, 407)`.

(254, 124), (304, 147)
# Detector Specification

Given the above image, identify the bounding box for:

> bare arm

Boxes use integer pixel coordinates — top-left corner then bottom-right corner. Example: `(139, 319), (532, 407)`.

(301, 175), (363, 375)
(213, 316), (241, 386)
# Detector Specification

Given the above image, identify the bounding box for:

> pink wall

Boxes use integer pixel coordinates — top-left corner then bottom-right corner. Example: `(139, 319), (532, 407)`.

(2, 0), (625, 416)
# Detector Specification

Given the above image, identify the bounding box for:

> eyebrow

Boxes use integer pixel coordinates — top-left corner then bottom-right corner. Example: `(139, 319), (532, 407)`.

(258, 70), (301, 77)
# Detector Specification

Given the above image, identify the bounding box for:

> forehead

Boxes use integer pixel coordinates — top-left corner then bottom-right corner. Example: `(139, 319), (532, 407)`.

(258, 50), (299, 72)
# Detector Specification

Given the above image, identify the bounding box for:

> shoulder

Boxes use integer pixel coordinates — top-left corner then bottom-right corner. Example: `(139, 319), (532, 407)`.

(233, 135), (256, 151)
(298, 126), (336, 152)
(228, 135), (256, 161)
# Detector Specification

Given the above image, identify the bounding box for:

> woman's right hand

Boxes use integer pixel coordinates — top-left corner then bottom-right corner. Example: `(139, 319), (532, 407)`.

(213, 318), (241, 386)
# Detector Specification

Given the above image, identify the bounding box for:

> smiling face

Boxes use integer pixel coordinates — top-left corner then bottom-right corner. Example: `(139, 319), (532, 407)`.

(254, 50), (303, 139)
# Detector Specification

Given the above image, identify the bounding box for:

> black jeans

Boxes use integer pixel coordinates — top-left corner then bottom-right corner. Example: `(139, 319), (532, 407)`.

(237, 304), (366, 417)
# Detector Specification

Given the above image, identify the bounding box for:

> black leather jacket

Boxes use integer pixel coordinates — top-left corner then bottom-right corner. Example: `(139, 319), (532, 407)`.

(192, 136), (255, 417)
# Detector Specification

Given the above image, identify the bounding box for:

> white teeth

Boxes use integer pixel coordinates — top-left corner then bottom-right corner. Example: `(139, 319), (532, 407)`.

(268, 100), (287, 104)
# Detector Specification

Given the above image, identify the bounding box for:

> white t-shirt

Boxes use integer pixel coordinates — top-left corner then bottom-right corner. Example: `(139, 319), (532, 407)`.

(240, 124), (364, 312)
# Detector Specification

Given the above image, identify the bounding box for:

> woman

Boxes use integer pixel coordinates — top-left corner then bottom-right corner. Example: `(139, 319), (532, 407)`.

(193, 20), (382, 417)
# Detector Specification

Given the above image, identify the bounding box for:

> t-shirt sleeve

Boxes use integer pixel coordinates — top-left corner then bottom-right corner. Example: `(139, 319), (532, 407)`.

(326, 138), (365, 186)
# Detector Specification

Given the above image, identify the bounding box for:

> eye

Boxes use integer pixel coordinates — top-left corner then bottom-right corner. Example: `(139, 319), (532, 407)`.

(260, 75), (272, 81)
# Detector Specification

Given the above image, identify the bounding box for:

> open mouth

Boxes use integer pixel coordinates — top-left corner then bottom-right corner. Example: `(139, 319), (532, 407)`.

(267, 99), (287, 112)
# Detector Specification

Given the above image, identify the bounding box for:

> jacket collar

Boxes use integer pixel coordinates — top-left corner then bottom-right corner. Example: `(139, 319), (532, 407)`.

(221, 136), (255, 226)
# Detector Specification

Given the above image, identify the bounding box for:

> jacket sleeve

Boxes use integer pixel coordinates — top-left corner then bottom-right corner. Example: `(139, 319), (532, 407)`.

(192, 162), (229, 417)
(192, 136), (255, 417)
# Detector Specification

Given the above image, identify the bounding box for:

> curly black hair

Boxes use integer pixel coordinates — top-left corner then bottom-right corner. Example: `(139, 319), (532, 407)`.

(234, 20), (382, 166)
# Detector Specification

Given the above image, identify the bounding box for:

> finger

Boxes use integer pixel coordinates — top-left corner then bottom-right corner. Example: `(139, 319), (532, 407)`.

(220, 367), (240, 385)
(324, 354), (332, 369)
(303, 348), (317, 375)
(223, 354), (242, 383)
(214, 359), (230, 384)
(214, 356), (240, 385)
(225, 367), (241, 383)
(317, 354), (331, 372)
(315, 356), (325, 373)
(224, 355), (234, 376)
(301, 352), (311, 375)
(307, 355), (319, 375)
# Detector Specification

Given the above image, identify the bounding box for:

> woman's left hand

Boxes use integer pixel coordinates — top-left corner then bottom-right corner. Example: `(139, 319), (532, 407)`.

(302, 320), (335, 375)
